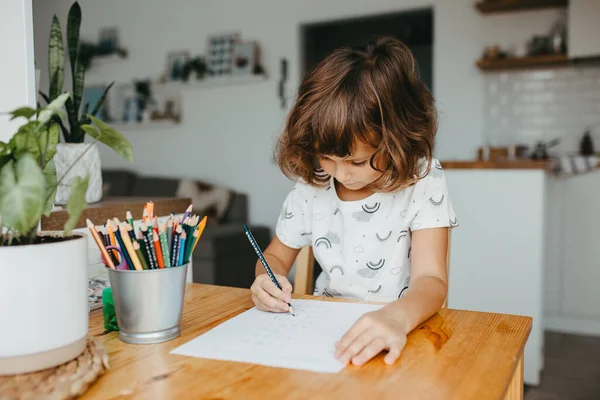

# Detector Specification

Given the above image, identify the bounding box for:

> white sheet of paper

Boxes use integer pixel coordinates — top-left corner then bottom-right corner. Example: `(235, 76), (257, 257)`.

(170, 299), (383, 373)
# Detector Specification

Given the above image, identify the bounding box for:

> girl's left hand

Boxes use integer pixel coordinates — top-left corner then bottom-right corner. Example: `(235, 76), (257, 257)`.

(334, 308), (407, 366)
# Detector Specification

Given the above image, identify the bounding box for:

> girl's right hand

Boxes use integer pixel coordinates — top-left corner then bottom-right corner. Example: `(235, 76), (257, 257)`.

(251, 273), (293, 312)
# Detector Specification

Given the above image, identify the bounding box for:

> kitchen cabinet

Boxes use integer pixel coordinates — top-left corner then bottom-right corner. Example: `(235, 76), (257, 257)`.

(444, 168), (546, 386)
(568, 0), (600, 59)
(544, 172), (600, 335)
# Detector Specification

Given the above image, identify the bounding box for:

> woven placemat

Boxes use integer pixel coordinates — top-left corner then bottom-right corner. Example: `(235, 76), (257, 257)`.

(0, 337), (109, 400)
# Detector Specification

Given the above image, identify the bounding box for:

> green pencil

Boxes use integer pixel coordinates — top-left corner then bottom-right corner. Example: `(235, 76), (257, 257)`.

(159, 228), (172, 268)
(126, 210), (135, 232)
(133, 241), (150, 270)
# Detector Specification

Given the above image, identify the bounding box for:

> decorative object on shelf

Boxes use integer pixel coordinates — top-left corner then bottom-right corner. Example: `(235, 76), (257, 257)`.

(0, 337), (109, 398)
(182, 56), (207, 81)
(134, 79), (156, 123)
(39, 1), (130, 204)
(232, 41), (257, 76)
(82, 85), (109, 121)
(580, 129), (595, 156)
(0, 94), (131, 375)
(279, 57), (288, 109)
(206, 32), (240, 76)
(166, 51), (190, 81)
(151, 91), (182, 124)
(475, 0), (568, 14)
(476, 53), (569, 71)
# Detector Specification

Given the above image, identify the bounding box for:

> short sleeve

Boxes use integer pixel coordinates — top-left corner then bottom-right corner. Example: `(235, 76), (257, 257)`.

(275, 182), (313, 249)
(409, 160), (459, 231)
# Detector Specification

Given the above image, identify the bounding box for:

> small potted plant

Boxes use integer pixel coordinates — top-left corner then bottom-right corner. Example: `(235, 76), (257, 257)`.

(0, 93), (133, 375)
(39, 1), (125, 204)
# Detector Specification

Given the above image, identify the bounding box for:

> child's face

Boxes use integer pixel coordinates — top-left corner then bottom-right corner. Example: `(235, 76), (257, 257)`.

(317, 141), (382, 191)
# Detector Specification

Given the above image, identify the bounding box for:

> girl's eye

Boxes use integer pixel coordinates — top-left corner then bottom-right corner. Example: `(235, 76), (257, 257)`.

(351, 161), (367, 167)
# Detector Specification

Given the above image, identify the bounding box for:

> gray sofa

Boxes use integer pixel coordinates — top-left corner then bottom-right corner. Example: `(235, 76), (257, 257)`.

(101, 169), (271, 289)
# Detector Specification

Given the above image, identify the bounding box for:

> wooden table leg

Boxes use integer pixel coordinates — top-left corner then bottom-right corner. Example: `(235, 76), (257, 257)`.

(504, 352), (524, 400)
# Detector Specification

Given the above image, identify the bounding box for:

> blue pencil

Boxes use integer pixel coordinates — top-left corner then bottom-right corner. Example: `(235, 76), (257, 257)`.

(243, 224), (295, 315)
(178, 232), (186, 266)
(113, 227), (133, 270)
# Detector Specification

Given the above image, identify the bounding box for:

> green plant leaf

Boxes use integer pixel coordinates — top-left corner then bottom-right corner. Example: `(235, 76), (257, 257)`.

(38, 92), (70, 125)
(82, 115), (133, 162)
(63, 174), (88, 235)
(39, 123), (60, 168)
(9, 107), (36, 121)
(66, 1), (81, 79)
(9, 123), (39, 160)
(72, 60), (85, 121)
(39, 91), (50, 105)
(42, 159), (57, 216)
(48, 16), (64, 101)
(90, 82), (114, 117)
(0, 154), (45, 236)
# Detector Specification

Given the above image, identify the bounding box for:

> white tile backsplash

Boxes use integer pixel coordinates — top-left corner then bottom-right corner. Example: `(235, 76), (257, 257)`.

(484, 64), (600, 153)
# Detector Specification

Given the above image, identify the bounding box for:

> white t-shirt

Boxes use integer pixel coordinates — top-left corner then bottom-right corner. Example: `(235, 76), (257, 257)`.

(275, 158), (458, 303)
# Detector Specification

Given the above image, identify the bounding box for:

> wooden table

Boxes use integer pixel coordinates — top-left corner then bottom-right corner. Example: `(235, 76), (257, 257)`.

(83, 284), (531, 400)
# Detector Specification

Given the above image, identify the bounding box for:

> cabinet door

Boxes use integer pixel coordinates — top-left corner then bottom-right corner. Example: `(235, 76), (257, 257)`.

(562, 173), (600, 317)
(568, 0), (600, 59)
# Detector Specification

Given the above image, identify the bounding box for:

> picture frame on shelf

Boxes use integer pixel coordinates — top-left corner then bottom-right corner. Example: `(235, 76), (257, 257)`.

(151, 89), (182, 124)
(166, 51), (190, 81)
(231, 41), (258, 76)
(83, 85), (109, 121)
(206, 31), (240, 77)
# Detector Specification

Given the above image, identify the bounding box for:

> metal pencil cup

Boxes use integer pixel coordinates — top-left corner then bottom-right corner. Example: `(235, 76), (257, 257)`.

(106, 263), (189, 344)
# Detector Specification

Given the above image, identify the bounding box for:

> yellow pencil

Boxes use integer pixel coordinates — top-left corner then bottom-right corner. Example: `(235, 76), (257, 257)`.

(119, 222), (143, 271)
(191, 216), (207, 254)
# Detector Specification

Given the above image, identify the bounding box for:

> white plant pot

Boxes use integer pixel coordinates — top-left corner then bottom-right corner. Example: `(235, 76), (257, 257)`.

(0, 233), (89, 375)
(54, 143), (103, 205)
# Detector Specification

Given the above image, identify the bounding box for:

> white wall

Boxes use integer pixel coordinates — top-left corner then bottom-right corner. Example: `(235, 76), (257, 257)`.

(32, 0), (562, 229)
(1, 0), (36, 143)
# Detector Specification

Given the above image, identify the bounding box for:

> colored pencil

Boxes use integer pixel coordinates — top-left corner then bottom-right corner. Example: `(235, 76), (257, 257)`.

(107, 220), (120, 263)
(141, 222), (158, 269)
(113, 226), (133, 270)
(136, 230), (151, 267)
(86, 219), (115, 269)
(159, 227), (172, 268)
(143, 206), (148, 223)
(119, 223), (143, 271)
(101, 226), (119, 266)
(181, 204), (193, 225)
(167, 217), (173, 250)
(243, 224), (295, 315)
(133, 241), (150, 270)
(126, 210), (135, 232)
(147, 201), (154, 221)
(178, 232), (187, 266)
(185, 229), (198, 264)
(191, 216), (207, 255)
(171, 225), (182, 267)
(153, 230), (166, 269)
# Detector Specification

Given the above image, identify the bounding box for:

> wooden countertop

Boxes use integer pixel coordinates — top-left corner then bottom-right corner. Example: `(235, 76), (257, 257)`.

(41, 196), (191, 231)
(82, 284), (531, 400)
(440, 160), (550, 170)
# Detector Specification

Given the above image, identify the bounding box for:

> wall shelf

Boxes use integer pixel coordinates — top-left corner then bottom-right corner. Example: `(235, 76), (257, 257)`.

(475, 0), (568, 14)
(154, 74), (268, 93)
(110, 120), (179, 131)
(476, 53), (569, 71)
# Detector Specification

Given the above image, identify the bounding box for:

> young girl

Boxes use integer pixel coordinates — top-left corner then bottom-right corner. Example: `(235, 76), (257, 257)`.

(250, 36), (458, 367)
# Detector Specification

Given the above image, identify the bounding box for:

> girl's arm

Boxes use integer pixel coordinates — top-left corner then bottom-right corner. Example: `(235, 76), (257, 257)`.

(254, 235), (301, 278)
(386, 226), (449, 332)
(251, 236), (301, 313)
(335, 227), (449, 366)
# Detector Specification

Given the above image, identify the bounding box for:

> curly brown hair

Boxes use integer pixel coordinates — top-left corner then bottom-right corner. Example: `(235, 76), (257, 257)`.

(275, 36), (437, 192)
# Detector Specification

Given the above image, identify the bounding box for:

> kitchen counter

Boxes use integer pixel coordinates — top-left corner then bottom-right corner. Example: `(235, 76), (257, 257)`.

(440, 160), (549, 169)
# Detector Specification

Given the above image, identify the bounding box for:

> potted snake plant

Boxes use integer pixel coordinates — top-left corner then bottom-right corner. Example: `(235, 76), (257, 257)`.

(0, 93), (133, 375)
(40, 1), (123, 204)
